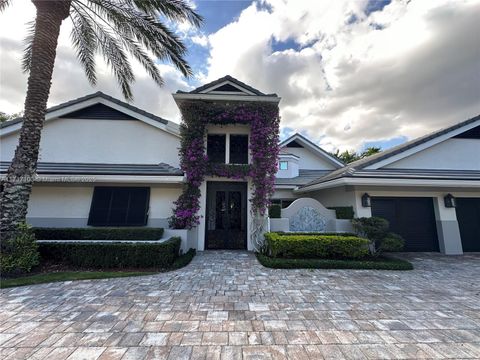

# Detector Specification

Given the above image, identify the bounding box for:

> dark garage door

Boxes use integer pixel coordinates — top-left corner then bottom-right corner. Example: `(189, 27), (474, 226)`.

(456, 198), (480, 252)
(371, 197), (439, 252)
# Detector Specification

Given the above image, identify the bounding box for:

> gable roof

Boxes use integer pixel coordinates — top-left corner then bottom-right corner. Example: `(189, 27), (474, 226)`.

(300, 114), (480, 190)
(279, 133), (344, 168)
(177, 75), (277, 97)
(0, 92), (180, 136)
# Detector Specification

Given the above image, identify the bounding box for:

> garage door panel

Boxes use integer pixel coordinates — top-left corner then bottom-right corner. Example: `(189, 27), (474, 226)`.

(371, 197), (439, 252)
(456, 198), (480, 252)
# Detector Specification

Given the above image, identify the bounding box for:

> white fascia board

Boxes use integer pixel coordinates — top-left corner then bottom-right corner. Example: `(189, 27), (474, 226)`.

(296, 177), (480, 193)
(0, 174), (185, 184)
(278, 154), (300, 160)
(367, 118), (480, 170)
(281, 134), (344, 168)
(0, 96), (181, 138)
(199, 80), (256, 95)
(173, 93), (281, 103)
(275, 184), (297, 190)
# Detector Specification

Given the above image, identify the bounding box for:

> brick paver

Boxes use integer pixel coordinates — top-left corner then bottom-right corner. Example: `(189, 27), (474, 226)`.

(1, 251), (479, 359)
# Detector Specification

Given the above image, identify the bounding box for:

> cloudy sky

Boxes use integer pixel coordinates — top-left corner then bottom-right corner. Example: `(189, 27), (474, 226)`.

(1, 0), (479, 152)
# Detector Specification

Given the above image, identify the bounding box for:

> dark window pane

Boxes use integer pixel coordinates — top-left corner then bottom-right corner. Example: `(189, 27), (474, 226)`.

(228, 191), (242, 230)
(229, 135), (248, 164)
(88, 187), (149, 226)
(215, 191), (226, 229)
(207, 134), (226, 163)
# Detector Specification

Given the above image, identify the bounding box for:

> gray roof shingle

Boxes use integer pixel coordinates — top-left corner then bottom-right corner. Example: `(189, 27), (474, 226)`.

(301, 114), (480, 188)
(0, 162), (183, 176)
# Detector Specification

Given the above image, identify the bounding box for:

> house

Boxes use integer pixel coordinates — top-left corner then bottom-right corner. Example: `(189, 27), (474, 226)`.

(1, 76), (479, 254)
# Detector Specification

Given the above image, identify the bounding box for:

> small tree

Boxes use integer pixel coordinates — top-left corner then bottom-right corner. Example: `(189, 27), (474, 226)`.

(352, 217), (404, 255)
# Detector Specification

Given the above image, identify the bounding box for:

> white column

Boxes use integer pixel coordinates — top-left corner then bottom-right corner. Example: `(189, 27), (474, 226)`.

(433, 196), (463, 255)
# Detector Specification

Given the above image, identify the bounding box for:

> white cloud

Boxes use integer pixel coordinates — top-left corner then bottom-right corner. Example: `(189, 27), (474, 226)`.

(0, 0), (191, 122)
(203, 0), (480, 151)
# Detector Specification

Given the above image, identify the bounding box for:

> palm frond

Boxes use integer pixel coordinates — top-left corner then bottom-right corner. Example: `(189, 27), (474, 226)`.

(0, 0), (11, 12)
(70, 12), (97, 85)
(69, 0), (201, 99)
(21, 21), (35, 73)
(128, 0), (203, 27)
(72, 1), (135, 99)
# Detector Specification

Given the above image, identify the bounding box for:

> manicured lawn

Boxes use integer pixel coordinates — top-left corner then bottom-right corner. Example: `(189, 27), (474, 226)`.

(0, 271), (157, 289)
(256, 253), (413, 270)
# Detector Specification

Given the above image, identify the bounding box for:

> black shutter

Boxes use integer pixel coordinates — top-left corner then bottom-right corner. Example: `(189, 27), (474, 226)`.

(88, 187), (150, 226)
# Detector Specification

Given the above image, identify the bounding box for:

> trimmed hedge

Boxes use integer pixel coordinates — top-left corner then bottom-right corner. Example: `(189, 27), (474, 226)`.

(38, 237), (180, 269)
(327, 206), (354, 219)
(265, 232), (369, 259)
(33, 227), (164, 240)
(256, 253), (413, 270)
(172, 248), (196, 269)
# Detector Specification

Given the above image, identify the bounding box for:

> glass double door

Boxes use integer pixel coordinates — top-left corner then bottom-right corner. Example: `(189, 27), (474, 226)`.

(206, 182), (247, 249)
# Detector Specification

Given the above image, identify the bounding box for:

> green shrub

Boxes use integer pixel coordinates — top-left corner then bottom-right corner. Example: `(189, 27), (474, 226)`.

(172, 248), (196, 269)
(268, 204), (282, 218)
(256, 253), (413, 270)
(328, 206), (354, 219)
(351, 217), (389, 243)
(38, 237), (180, 269)
(33, 227), (164, 240)
(379, 233), (405, 252)
(1, 223), (40, 275)
(264, 232), (369, 259)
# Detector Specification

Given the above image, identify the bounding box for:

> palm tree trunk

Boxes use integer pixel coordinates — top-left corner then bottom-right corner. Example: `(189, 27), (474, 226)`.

(0, 0), (71, 235)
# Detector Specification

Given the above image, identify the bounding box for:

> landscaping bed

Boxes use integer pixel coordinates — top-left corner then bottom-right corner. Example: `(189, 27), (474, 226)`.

(256, 253), (413, 270)
(1, 244), (197, 289)
(33, 227), (164, 240)
(259, 232), (413, 270)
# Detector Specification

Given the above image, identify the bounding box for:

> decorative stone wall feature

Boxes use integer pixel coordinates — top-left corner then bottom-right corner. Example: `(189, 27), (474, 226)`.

(281, 198), (337, 232)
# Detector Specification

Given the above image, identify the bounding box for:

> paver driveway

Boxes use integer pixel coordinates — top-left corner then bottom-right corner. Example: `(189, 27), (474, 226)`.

(1, 252), (479, 359)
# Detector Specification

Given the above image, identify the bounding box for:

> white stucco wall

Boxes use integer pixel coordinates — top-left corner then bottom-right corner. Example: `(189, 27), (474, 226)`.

(149, 186), (183, 219)
(25, 183), (182, 228)
(0, 118), (181, 166)
(27, 185), (94, 220)
(276, 155), (299, 178)
(386, 139), (480, 170)
(284, 147), (336, 170)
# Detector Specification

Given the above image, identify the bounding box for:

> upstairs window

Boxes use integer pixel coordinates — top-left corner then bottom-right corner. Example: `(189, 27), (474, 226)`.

(207, 134), (226, 163)
(88, 187), (150, 226)
(229, 135), (249, 164)
(279, 161), (288, 170)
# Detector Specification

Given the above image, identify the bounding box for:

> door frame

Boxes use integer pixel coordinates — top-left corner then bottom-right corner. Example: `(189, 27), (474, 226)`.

(205, 181), (248, 250)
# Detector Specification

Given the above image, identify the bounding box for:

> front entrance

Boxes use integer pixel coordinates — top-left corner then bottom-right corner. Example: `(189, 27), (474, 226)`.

(206, 182), (247, 250)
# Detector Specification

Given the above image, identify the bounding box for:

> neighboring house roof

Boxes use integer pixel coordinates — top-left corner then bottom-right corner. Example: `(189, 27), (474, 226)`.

(300, 114), (480, 190)
(275, 170), (332, 187)
(279, 133), (344, 168)
(0, 162), (183, 176)
(0, 91), (180, 136)
(177, 75), (277, 97)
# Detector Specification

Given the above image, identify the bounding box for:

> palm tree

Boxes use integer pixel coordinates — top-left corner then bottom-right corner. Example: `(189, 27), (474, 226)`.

(0, 0), (202, 236)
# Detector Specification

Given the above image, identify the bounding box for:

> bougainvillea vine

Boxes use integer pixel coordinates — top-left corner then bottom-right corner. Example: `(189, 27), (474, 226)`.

(169, 100), (280, 229)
